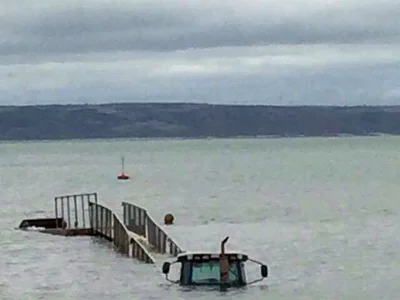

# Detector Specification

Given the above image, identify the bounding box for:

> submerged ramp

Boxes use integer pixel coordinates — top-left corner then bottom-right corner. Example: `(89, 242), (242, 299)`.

(89, 201), (155, 263)
(18, 193), (183, 264)
(18, 193), (155, 264)
(122, 202), (184, 260)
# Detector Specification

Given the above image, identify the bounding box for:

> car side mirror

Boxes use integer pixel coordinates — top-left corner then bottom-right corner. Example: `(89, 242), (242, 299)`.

(261, 265), (268, 278)
(162, 262), (171, 274)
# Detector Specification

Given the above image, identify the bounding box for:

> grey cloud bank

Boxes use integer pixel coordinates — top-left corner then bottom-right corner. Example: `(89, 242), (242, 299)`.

(0, 0), (399, 105)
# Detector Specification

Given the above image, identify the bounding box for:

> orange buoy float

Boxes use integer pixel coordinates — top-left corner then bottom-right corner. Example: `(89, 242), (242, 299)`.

(164, 213), (174, 225)
(117, 156), (130, 180)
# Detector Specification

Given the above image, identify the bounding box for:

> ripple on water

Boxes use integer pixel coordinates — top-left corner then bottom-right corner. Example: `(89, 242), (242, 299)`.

(1, 137), (400, 300)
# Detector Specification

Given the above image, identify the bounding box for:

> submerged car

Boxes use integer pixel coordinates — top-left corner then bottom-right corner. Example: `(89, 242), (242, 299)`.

(161, 236), (268, 287)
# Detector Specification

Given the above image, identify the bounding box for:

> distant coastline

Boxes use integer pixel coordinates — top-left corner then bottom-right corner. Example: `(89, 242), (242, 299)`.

(1, 103), (400, 141)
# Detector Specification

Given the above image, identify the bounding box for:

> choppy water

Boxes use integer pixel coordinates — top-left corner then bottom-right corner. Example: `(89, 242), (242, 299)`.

(1, 136), (399, 299)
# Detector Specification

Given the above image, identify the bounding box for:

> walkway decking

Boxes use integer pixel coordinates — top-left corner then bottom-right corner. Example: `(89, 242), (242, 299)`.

(127, 230), (175, 262)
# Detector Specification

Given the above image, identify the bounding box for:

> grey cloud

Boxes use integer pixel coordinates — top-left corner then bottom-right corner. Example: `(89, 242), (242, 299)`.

(1, 1), (399, 106)
(1, 62), (399, 106)
(1, 0), (400, 58)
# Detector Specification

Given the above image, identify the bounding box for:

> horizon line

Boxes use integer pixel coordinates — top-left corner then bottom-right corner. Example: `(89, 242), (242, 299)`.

(0, 102), (399, 108)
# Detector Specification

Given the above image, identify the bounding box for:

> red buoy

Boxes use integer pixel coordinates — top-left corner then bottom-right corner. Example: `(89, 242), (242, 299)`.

(117, 156), (130, 180)
(117, 173), (130, 180)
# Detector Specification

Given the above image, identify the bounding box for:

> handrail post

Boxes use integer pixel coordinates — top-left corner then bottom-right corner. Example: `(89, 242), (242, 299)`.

(54, 197), (58, 228)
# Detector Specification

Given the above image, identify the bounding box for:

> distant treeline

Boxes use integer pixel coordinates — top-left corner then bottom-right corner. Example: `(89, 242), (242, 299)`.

(0, 103), (400, 140)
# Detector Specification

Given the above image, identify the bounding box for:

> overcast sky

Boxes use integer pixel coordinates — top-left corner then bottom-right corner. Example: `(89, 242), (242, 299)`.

(1, 0), (399, 106)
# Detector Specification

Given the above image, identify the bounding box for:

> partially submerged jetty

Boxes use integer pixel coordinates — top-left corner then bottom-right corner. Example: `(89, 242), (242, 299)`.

(18, 192), (183, 264)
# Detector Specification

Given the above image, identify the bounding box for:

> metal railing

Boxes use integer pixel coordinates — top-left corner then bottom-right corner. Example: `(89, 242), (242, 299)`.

(122, 202), (184, 256)
(114, 214), (154, 263)
(113, 214), (130, 255)
(54, 192), (97, 229)
(122, 201), (147, 237)
(89, 200), (154, 263)
(90, 203), (113, 241)
(146, 214), (183, 256)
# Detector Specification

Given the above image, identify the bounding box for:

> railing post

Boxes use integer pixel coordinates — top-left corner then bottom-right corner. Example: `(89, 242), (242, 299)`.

(66, 196), (71, 229)
(61, 197), (65, 227)
(73, 195), (78, 228)
(107, 209), (111, 238)
(144, 213), (149, 240)
(54, 197), (58, 228)
(122, 202), (126, 225)
(128, 204), (132, 228)
(82, 196), (86, 228)
(89, 202), (93, 229)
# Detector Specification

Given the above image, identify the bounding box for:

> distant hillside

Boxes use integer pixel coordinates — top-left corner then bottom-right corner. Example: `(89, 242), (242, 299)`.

(0, 103), (400, 140)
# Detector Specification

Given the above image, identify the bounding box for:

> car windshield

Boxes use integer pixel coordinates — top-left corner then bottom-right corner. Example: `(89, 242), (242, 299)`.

(191, 261), (239, 284)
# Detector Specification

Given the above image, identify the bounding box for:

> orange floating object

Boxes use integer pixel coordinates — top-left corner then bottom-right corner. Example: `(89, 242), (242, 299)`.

(117, 173), (130, 180)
